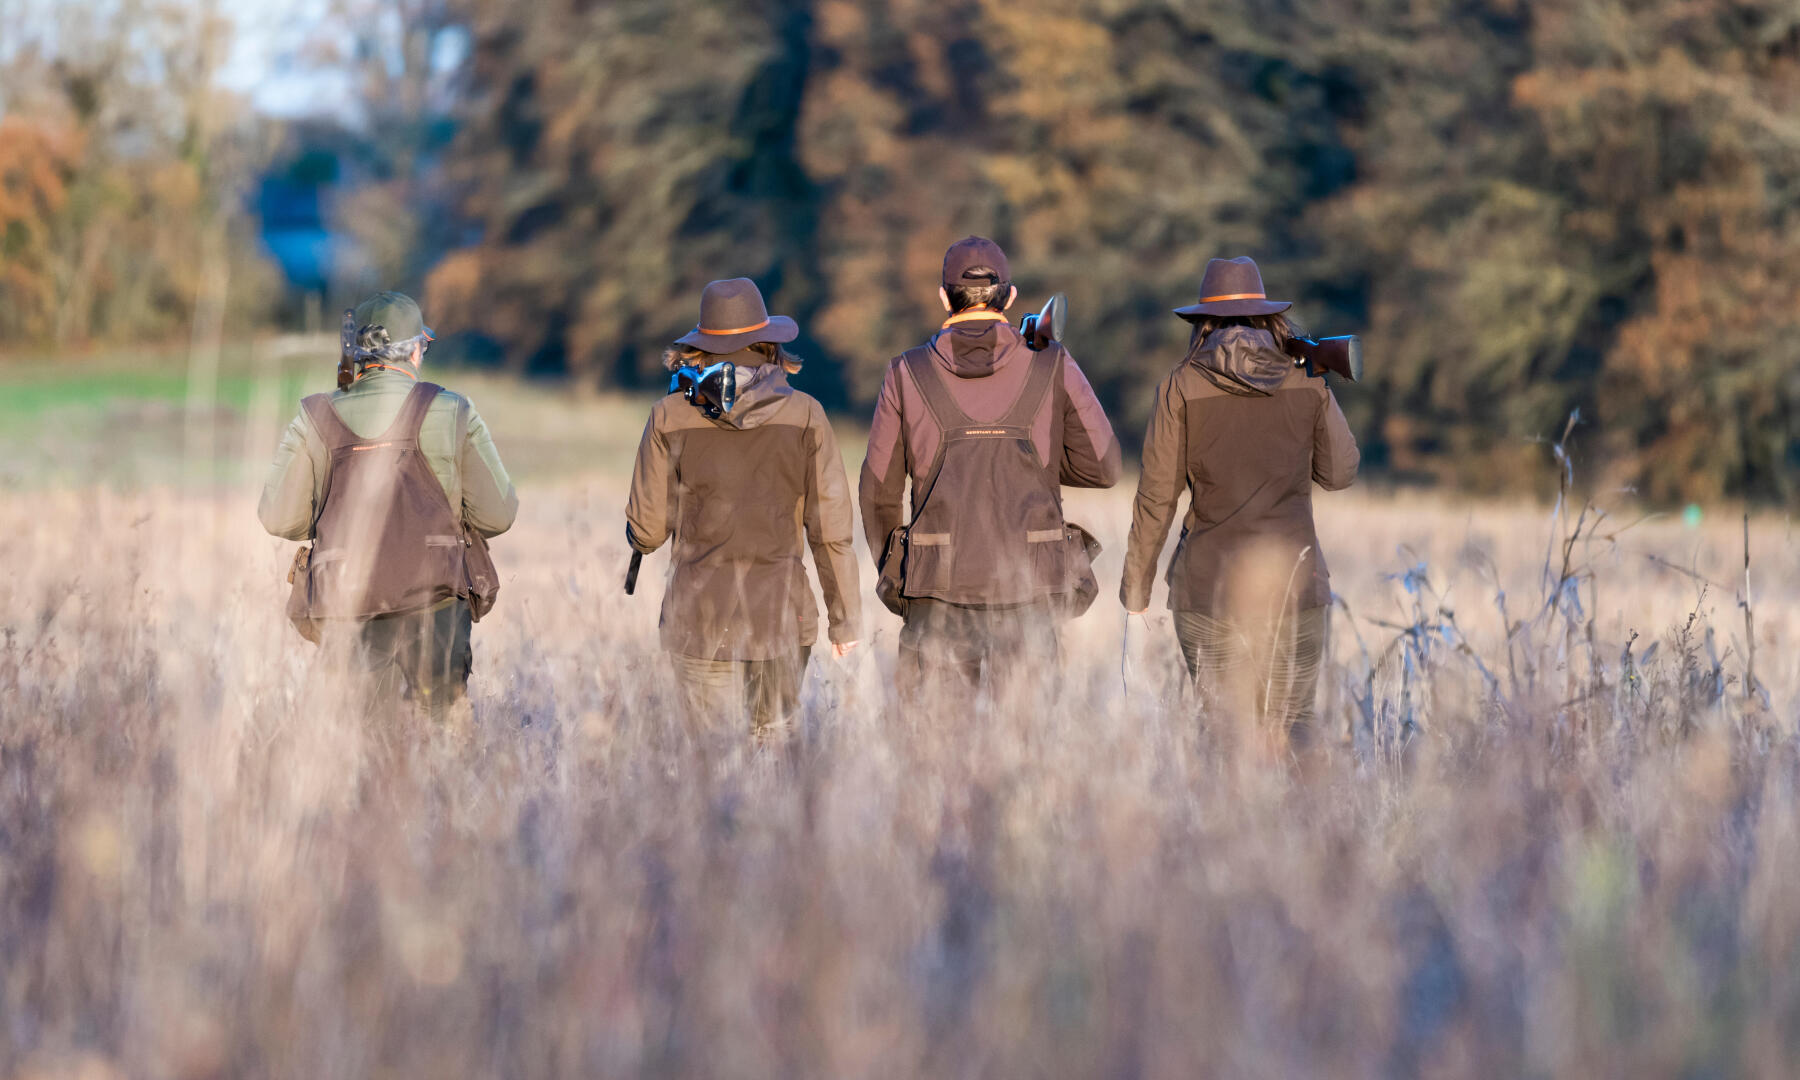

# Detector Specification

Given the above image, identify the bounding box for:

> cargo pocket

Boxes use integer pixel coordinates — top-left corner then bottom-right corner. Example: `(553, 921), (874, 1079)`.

(1033, 524), (1101, 618)
(900, 531), (952, 600)
(875, 527), (909, 617)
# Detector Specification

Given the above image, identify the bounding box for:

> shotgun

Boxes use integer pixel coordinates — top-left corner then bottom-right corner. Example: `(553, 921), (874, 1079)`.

(1019, 293), (1067, 351)
(337, 310), (358, 390)
(1284, 335), (1363, 382)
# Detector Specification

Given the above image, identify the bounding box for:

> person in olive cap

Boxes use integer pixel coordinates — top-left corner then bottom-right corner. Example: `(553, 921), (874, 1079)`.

(627, 277), (862, 739)
(260, 291), (519, 720)
(859, 236), (1121, 704)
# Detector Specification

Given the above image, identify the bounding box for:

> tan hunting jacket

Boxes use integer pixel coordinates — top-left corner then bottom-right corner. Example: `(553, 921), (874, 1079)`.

(259, 367), (518, 542)
(626, 355), (861, 661)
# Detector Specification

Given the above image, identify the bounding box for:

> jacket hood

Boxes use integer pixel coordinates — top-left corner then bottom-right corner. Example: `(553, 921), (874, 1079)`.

(713, 360), (793, 429)
(1185, 325), (1294, 396)
(931, 316), (1023, 378)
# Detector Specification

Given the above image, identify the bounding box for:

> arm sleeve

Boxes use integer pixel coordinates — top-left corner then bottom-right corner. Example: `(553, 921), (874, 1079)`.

(1120, 375), (1187, 612)
(857, 360), (909, 566)
(624, 407), (671, 554)
(1057, 352), (1123, 489)
(258, 410), (320, 541)
(804, 405), (863, 644)
(1312, 388), (1360, 491)
(459, 400), (520, 537)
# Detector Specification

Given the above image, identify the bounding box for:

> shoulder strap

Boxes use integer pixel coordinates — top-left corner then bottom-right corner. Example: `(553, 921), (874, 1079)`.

(903, 345), (971, 429)
(379, 382), (444, 443)
(999, 344), (1061, 429)
(300, 393), (360, 450)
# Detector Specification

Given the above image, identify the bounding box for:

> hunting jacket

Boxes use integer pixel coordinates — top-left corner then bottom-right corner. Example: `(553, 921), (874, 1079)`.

(626, 354), (861, 661)
(259, 367), (519, 542)
(858, 313), (1123, 595)
(1121, 326), (1359, 615)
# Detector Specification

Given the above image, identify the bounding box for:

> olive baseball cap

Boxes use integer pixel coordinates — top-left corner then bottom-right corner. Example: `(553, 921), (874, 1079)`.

(352, 291), (433, 342)
(942, 235), (1011, 287)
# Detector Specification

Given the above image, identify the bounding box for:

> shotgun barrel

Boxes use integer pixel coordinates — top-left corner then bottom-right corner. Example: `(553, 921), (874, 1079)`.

(1019, 293), (1067, 351)
(624, 551), (643, 595)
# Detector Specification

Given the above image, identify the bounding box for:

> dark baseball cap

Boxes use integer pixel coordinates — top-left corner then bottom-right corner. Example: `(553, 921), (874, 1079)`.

(942, 236), (1011, 287)
(352, 291), (433, 342)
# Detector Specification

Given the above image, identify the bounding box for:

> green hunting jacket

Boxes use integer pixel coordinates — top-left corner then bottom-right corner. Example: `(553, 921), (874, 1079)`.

(258, 367), (519, 541)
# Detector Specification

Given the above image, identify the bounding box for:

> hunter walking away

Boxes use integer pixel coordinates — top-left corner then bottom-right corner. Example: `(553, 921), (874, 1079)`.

(7, 2), (1796, 1075)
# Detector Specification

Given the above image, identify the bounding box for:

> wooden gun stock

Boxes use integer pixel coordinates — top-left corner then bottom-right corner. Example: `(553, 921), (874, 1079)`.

(1284, 335), (1363, 382)
(337, 310), (357, 390)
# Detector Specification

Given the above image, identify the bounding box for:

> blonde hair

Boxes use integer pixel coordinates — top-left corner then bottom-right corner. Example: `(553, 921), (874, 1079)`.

(662, 340), (802, 375)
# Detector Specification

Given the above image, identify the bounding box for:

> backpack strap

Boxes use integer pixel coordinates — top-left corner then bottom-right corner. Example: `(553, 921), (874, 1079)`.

(301, 382), (444, 449)
(902, 345), (971, 429)
(999, 344), (1061, 430)
(300, 393), (360, 450)
(381, 382), (444, 444)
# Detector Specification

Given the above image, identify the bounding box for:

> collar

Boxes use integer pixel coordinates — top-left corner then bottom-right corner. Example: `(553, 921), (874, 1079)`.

(356, 363), (418, 382)
(941, 310), (1009, 329)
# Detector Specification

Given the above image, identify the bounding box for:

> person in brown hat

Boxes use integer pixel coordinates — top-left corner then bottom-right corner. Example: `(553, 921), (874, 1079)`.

(260, 290), (519, 722)
(859, 236), (1122, 704)
(626, 277), (861, 737)
(1120, 257), (1359, 747)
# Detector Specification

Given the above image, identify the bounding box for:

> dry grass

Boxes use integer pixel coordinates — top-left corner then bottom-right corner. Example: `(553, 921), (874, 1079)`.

(2, 359), (1798, 1078)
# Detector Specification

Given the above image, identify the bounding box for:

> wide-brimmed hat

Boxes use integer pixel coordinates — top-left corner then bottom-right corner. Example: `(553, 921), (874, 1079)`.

(674, 278), (799, 354)
(1174, 257), (1292, 319)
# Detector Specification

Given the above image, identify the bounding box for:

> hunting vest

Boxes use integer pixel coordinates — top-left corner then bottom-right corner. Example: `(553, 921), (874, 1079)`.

(889, 345), (1095, 609)
(287, 382), (470, 623)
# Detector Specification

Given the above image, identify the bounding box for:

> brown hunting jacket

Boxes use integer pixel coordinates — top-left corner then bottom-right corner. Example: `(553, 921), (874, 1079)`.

(859, 313), (1122, 600)
(626, 354), (861, 661)
(1121, 326), (1359, 615)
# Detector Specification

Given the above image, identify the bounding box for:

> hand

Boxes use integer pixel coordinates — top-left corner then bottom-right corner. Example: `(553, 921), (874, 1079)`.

(832, 640), (861, 659)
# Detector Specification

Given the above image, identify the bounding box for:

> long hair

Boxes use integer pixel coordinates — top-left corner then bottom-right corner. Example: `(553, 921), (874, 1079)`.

(1185, 312), (1302, 352)
(662, 340), (802, 375)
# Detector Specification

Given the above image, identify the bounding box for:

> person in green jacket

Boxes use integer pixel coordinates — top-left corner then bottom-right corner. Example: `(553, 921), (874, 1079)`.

(259, 291), (518, 718)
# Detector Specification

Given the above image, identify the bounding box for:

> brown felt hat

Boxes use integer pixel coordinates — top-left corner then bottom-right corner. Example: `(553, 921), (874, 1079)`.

(674, 278), (799, 354)
(942, 235), (1011, 287)
(1174, 257), (1293, 319)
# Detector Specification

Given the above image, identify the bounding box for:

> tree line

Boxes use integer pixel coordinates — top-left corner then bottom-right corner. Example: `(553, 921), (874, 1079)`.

(3, 1), (1797, 502)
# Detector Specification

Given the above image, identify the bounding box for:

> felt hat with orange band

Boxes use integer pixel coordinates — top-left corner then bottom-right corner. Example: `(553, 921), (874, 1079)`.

(675, 277), (800, 354)
(1173, 256), (1293, 319)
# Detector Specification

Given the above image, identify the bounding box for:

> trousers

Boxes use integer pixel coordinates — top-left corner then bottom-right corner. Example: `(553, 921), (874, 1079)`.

(896, 598), (1059, 706)
(670, 647), (812, 736)
(353, 598), (473, 720)
(1173, 605), (1327, 742)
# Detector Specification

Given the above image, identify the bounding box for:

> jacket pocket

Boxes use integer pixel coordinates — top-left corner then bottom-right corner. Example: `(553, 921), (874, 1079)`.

(1032, 522), (1101, 619)
(875, 526), (909, 617)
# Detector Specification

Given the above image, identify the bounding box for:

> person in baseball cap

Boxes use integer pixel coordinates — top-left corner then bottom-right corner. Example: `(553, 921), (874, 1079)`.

(258, 288), (518, 726)
(858, 235), (1122, 709)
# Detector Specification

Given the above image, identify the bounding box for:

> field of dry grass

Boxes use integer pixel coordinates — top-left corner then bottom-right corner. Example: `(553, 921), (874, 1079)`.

(3, 344), (1798, 1077)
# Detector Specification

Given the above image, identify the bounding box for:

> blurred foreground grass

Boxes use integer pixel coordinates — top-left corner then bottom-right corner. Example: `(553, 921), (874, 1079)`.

(3, 340), (1799, 1077)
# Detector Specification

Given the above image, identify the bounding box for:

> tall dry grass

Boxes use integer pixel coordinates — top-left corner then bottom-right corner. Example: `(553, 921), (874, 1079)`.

(2, 370), (1797, 1078)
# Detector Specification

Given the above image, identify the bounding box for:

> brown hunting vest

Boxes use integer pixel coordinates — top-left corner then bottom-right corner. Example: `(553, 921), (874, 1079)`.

(887, 345), (1097, 610)
(287, 382), (470, 624)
